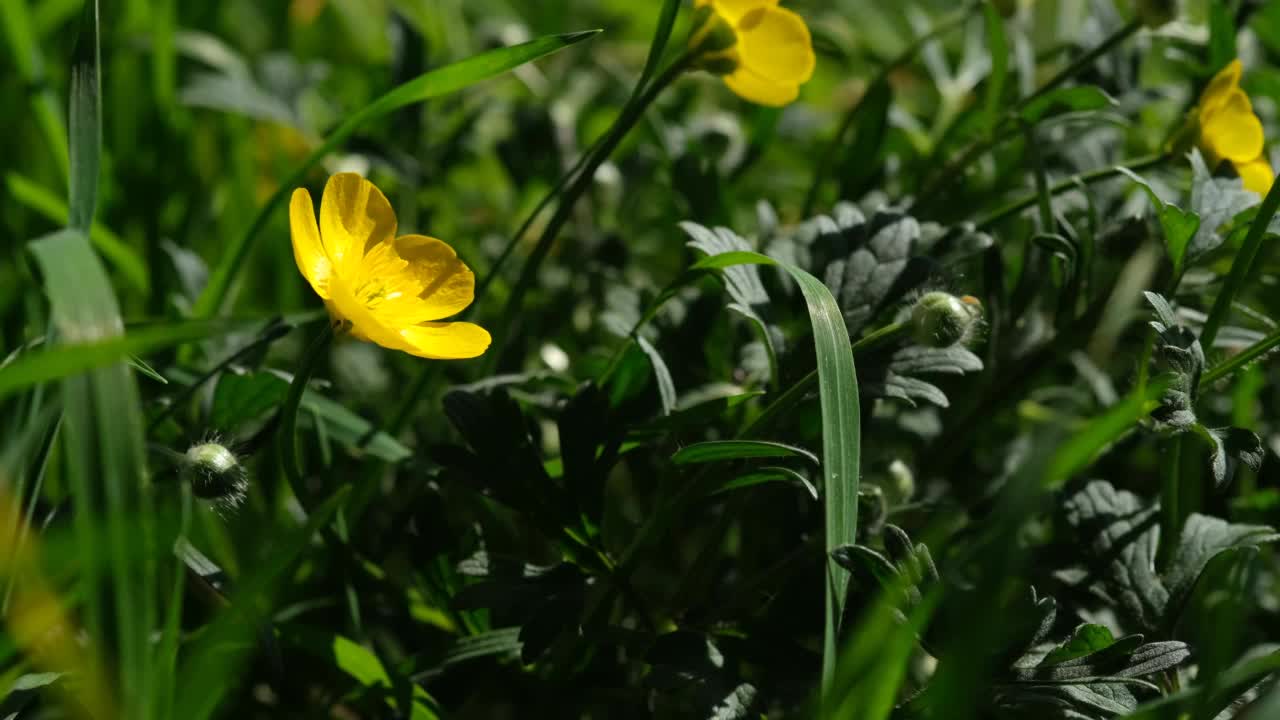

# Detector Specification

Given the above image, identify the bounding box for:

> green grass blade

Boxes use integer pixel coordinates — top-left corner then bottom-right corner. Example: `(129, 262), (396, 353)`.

(637, 0), (680, 93)
(191, 30), (600, 319)
(671, 440), (820, 466)
(67, 0), (100, 232)
(694, 251), (860, 703)
(28, 228), (156, 719)
(0, 319), (259, 401)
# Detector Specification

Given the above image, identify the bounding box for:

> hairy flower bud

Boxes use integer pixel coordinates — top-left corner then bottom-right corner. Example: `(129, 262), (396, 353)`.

(181, 441), (249, 512)
(910, 292), (983, 348)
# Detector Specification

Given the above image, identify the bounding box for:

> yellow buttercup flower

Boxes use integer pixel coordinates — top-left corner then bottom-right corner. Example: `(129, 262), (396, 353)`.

(290, 173), (491, 359)
(1197, 60), (1274, 195)
(692, 0), (816, 107)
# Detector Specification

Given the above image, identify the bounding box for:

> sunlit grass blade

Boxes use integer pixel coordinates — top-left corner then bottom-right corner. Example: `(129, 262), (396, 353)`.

(692, 250), (860, 702)
(29, 227), (157, 719)
(0, 319), (259, 400)
(67, 0), (100, 233)
(191, 30), (601, 319)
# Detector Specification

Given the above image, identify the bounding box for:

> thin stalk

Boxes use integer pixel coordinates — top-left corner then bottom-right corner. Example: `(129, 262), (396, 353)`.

(1202, 325), (1280, 386)
(976, 154), (1168, 230)
(802, 2), (979, 216)
(147, 320), (290, 432)
(1199, 175), (1280, 349)
(278, 322), (335, 513)
(743, 321), (909, 440)
(489, 54), (694, 367)
(1158, 435), (1182, 569)
(917, 19), (1143, 206)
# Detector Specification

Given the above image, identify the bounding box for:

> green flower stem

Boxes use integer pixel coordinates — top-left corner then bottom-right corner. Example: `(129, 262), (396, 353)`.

(1020, 19), (1141, 107)
(802, 1), (980, 216)
(278, 321), (335, 514)
(1202, 326), (1280, 386)
(487, 53), (695, 369)
(917, 19), (1142, 207)
(1158, 431), (1182, 569)
(1199, 174), (1280, 349)
(147, 319), (291, 432)
(975, 153), (1169, 230)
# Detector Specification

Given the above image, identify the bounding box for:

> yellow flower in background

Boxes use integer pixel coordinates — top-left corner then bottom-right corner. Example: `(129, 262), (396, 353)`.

(290, 173), (491, 359)
(1197, 60), (1274, 195)
(692, 0), (816, 107)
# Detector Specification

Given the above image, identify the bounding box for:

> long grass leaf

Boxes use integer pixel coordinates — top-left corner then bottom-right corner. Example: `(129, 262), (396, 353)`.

(0, 319), (259, 400)
(694, 251), (860, 701)
(29, 227), (156, 718)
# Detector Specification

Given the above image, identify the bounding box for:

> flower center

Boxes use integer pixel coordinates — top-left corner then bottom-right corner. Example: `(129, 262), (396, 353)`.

(354, 279), (404, 309)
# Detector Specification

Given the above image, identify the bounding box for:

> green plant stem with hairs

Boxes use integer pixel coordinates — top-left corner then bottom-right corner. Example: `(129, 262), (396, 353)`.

(278, 321), (335, 514)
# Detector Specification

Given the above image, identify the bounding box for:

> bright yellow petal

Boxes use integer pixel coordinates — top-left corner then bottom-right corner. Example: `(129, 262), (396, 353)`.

(706, 0), (777, 24)
(327, 273), (414, 352)
(736, 6), (815, 85)
(1202, 90), (1264, 163)
(398, 322), (492, 360)
(1236, 156), (1274, 195)
(391, 235), (476, 321)
(1200, 59), (1243, 113)
(724, 66), (799, 107)
(289, 188), (332, 299)
(319, 173), (397, 270)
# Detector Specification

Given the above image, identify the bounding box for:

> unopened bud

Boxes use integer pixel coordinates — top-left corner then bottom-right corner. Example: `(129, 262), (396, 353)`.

(910, 292), (983, 348)
(180, 442), (248, 512)
(688, 6), (739, 59)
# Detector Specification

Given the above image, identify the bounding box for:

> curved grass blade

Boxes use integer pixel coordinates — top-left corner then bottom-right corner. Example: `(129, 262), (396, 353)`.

(192, 30), (601, 319)
(29, 228), (156, 719)
(0, 319), (259, 400)
(671, 440), (819, 466)
(691, 249), (860, 701)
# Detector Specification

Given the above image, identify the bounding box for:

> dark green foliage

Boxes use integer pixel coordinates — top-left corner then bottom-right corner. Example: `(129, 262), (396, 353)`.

(8, 1), (1280, 719)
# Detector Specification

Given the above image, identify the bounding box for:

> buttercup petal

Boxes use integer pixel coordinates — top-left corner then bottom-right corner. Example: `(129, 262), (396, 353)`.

(1235, 156), (1274, 195)
(326, 273), (413, 352)
(1203, 90), (1264, 163)
(736, 6), (815, 85)
(289, 188), (331, 299)
(1201, 59), (1243, 113)
(319, 173), (397, 270)
(398, 322), (492, 359)
(701, 0), (778, 24)
(392, 235), (476, 321)
(724, 66), (799, 107)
